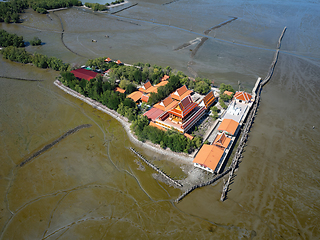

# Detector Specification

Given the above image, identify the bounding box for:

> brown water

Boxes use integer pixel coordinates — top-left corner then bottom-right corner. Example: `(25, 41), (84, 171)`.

(1, 0), (320, 239)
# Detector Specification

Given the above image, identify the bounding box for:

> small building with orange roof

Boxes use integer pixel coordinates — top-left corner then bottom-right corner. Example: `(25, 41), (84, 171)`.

(213, 132), (231, 149)
(116, 60), (123, 65)
(161, 75), (169, 81)
(200, 91), (216, 109)
(155, 80), (168, 88)
(139, 81), (158, 94)
(115, 87), (126, 94)
(184, 133), (194, 140)
(140, 94), (150, 103)
(104, 57), (112, 62)
(171, 85), (193, 101)
(234, 91), (252, 103)
(126, 91), (143, 103)
(223, 90), (234, 96)
(193, 144), (225, 173)
(218, 119), (239, 136)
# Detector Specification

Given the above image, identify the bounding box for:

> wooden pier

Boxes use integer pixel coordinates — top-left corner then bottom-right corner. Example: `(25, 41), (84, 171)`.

(129, 147), (183, 188)
(220, 26), (287, 201)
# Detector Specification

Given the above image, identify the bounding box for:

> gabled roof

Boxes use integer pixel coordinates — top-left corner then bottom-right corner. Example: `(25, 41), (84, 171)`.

(168, 95), (198, 118)
(218, 119), (239, 136)
(153, 96), (179, 111)
(202, 91), (216, 109)
(139, 81), (158, 94)
(234, 91), (252, 102)
(143, 81), (152, 90)
(144, 107), (164, 121)
(116, 60), (122, 65)
(193, 144), (224, 171)
(213, 133), (231, 149)
(71, 68), (98, 81)
(171, 85), (193, 101)
(141, 94), (149, 103)
(115, 87), (126, 94)
(161, 75), (169, 81)
(104, 57), (112, 62)
(127, 91), (142, 102)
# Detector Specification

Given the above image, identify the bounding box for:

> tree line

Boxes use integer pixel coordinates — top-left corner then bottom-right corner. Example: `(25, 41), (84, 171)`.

(1, 46), (70, 71)
(0, 29), (25, 47)
(0, 0), (82, 23)
(84, 2), (108, 11)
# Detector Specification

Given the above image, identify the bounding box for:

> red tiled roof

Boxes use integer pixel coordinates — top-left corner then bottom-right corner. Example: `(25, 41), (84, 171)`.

(234, 91), (252, 102)
(144, 107), (164, 121)
(71, 68), (98, 81)
(218, 119), (239, 136)
(153, 96), (179, 111)
(193, 144), (224, 171)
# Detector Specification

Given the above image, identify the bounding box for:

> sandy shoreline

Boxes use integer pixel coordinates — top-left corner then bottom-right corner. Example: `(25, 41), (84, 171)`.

(54, 80), (194, 164)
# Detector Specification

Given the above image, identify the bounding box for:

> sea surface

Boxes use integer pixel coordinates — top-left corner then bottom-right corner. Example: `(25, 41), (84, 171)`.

(1, 0), (320, 239)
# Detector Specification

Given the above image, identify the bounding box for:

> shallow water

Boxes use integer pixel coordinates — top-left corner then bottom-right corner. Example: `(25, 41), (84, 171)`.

(1, 0), (320, 239)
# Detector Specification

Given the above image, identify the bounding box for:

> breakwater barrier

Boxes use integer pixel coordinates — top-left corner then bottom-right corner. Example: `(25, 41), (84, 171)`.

(111, 3), (138, 14)
(220, 26), (287, 201)
(204, 17), (238, 35)
(19, 124), (92, 167)
(0, 76), (43, 81)
(130, 147), (183, 188)
(175, 167), (231, 203)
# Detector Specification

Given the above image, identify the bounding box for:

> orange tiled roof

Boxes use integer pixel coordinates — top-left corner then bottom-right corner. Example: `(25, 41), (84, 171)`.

(223, 91), (233, 96)
(202, 91), (216, 109)
(127, 91), (142, 102)
(115, 87), (126, 94)
(184, 133), (194, 140)
(105, 57), (112, 62)
(161, 75), (169, 81)
(116, 60), (122, 64)
(149, 121), (166, 131)
(155, 80), (168, 88)
(141, 94), (149, 103)
(193, 144), (224, 171)
(153, 96), (179, 111)
(217, 119), (239, 136)
(213, 133), (231, 149)
(171, 85), (193, 101)
(234, 91), (252, 102)
(168, 95), (198, 118)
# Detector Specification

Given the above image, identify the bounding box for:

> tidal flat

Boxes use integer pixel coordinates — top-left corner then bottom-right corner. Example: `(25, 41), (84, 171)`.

(1, 0), (320, 239)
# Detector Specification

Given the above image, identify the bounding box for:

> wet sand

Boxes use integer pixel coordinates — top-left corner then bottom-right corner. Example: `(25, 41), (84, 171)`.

(1, 0), (320, 239)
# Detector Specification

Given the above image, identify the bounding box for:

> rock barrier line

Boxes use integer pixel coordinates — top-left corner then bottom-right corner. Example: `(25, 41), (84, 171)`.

(19, 124), (92, 167)
(175, 167), (231, 203)
(220, 26), (287, 201)
(111, 3), (138, 14)
(130, 147), (183, 188)
(0, 76), (43, 81)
